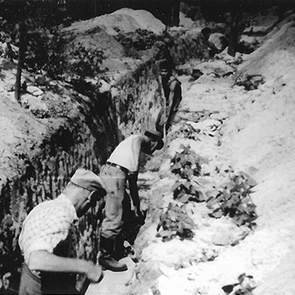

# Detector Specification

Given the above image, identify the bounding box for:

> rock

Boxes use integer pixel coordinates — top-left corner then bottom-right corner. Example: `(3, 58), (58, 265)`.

(190, 68), (203, 81)
(97, 79), (111, 93)
(209, 33), (228, 52)
(21, 94), (49, 118)
(35, 74), (47, 86)
(26, 85), (43, 96)
(212, 227), (232, 246)
(210, 111), (228, 121)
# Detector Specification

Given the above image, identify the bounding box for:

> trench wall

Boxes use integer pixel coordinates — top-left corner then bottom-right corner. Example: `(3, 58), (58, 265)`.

(0, 56), (162, 291)
(0, 30), (199, 291)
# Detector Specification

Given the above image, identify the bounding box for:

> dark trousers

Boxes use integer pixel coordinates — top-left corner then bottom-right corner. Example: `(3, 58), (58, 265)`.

(155, 106), (179, 135)
(19, 263), (41, 295)
(18, 263), (81, 295)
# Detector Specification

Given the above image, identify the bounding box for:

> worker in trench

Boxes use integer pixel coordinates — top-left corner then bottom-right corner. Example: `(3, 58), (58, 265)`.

(155, 59), (182, 137)
(18, 169), (106, 295)
(98, 130), (164, 272)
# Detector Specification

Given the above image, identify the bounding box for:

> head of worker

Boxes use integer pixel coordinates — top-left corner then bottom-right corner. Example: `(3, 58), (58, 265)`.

(64, 168), (107, 217)
(201, 27), (212, 41)
(159, 60), (173, 79)
(142, 130), (164, 155)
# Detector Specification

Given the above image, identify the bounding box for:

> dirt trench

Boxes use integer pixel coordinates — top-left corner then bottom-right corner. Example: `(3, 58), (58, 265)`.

(0, 21), (203, 292)
(0, 53), (164, 293)
(2, 8), (287, 293)
(86, 63), (259, 295)
(95, 17), (295, 293)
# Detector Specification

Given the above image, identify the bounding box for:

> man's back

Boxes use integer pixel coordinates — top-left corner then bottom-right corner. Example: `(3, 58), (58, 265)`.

(107, 135), (143, 173)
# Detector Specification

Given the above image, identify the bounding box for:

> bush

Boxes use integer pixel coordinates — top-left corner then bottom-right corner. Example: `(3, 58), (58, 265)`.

(114, 28), (167, 58)
(206, 172), (258, 227)
(68, 43), (105, 79)
(24, 20), (67, 79)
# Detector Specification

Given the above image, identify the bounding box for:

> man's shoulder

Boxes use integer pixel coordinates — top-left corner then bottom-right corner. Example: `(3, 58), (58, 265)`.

(118, 134), (144, 147)
(169, 75), (180, 83)
(123, 134), (143, 142)
(168, 76), (181, 88)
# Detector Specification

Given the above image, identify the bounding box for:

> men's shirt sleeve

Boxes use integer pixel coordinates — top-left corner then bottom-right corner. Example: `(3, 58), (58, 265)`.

(19, 194), (77, 264)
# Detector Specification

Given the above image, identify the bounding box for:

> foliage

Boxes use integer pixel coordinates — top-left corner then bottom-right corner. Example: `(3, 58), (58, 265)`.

(222, 273), (256, 295)
(0, 17), (17, 44)
(68, 43), (105, 79)
(172, 181), (205, 203)
(0, 214), (23, 294)
(0, 6), (106, 81)
(235, 74), (265, 91)
(114, 28), (166, 58)
(156, 145), (206, 242)
(156, 125), (257, 243)
(156, 202), (195, 242)
(0, 4), (71, 79)
(170, 145), (203, 179)
(206, 172), (257, 227)
(168, 124), (200, 141)
(24, 19), (67, 79)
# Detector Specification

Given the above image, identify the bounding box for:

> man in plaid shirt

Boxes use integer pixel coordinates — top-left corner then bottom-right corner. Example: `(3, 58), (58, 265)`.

(18, 168), (106, 295)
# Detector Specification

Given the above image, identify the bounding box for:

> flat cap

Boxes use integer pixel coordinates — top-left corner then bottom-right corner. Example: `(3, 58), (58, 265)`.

(144, 130), (164, 150)
(70, 168), (106, 195)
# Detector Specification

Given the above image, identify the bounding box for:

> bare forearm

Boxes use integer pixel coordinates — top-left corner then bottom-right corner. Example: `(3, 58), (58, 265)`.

(29, 251), (89, 273)
(28, 250), (102, 283)
(28, 251), (88, 273)
(129, 184), (139, 204)
(129, 176), (140, 209)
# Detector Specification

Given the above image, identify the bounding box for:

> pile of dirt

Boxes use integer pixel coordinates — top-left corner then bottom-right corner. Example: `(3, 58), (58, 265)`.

(62, 7), (165, 61)
(62, 22), (125, 59)
(111, 8), (166, 34)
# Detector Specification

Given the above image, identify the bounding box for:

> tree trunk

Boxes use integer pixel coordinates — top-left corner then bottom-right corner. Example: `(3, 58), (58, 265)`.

(227, 11), (242, 57)
(227, 25), (238, 57)
(171, 0), (180, 27)
(15, 14), (26, 103)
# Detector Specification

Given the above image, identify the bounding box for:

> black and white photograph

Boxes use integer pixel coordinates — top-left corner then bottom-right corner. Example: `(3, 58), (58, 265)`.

(0, 0), (294, 294)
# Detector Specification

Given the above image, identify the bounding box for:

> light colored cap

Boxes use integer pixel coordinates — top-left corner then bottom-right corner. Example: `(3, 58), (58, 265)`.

(70, 168), (106, 195)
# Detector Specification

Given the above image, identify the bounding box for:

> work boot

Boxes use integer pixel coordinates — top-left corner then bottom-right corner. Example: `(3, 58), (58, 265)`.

(99, 236), (128, 272)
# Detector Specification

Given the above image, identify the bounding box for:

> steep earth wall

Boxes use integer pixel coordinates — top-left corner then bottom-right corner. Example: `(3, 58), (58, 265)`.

(0, 10), (203, 291)
(0, 52), (163, 291)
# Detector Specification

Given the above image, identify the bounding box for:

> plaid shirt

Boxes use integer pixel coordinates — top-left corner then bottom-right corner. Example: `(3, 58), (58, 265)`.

(19, 194), (78, 264)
